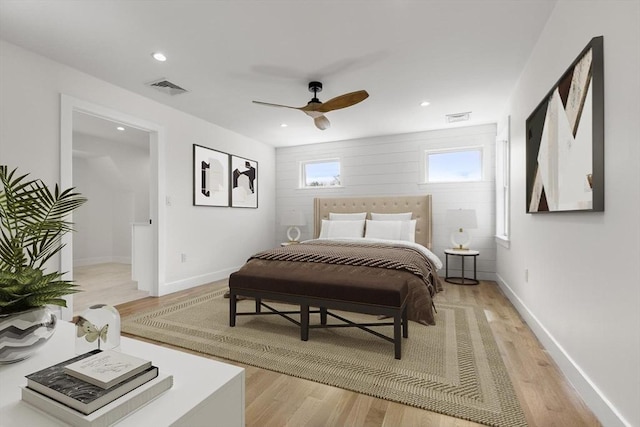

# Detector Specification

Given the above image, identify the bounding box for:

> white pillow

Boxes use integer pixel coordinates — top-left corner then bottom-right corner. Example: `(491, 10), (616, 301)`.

(319, 220), (365, 238)
(328, 212), (367, 221)
(365, 219), (416, 242)
(370, 212), (413, 221)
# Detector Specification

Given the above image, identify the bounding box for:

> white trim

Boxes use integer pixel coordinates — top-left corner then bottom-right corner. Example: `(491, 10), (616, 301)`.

(495, 274), (631, 427)
(160, 266), (241, 296)
(60, 94), (166, 320)
(494, 235), (510, 248)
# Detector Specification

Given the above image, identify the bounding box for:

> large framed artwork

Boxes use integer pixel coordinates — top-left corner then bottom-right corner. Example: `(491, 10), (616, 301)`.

(230, 155), (258, 208)
(193, 144), (230, 207)
(526, 36), (604, 213)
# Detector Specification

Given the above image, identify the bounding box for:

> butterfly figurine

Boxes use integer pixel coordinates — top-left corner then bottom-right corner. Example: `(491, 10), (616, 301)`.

(75, 316), (109, 349)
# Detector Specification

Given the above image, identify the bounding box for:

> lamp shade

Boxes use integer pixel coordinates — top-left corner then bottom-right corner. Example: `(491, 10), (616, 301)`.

(446, 209), (477, 229)
(281, 210), (306, 226)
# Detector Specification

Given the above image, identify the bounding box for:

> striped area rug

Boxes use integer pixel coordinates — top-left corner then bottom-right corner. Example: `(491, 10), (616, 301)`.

(121, 287), (527, 427)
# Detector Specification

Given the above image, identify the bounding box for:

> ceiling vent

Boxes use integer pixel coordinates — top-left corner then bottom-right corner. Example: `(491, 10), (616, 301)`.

(147, 78), (188, 96)
(446, 112), (471, 123)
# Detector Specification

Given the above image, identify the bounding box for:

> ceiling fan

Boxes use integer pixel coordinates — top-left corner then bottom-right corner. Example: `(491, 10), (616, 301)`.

(252, 81), (369, 130)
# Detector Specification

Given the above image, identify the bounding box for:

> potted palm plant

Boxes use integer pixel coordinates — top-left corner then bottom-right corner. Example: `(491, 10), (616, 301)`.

(0, 165), (86, 363)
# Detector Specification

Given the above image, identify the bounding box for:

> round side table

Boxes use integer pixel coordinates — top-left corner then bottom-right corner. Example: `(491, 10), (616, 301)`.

(444, 249), (480, 285)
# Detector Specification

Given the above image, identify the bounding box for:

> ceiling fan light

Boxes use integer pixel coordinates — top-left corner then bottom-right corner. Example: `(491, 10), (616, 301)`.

(152, 52), (167, 62)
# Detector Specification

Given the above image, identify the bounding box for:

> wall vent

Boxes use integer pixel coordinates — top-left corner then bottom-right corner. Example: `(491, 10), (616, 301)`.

(147, 78), (188, 96)
(446, 111), (471, 123)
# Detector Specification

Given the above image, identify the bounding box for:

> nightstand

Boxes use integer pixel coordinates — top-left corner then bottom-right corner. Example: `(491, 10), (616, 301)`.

(444, 249), (480, 285)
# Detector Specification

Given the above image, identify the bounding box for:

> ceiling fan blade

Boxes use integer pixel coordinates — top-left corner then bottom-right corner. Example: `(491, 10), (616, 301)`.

(314, 115), (331, 130)
(314, 90), (369, 113)
(252, 100), (302, 110)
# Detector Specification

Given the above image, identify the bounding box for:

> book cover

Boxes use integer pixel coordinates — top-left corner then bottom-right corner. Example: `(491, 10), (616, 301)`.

(25, 352), (158, 415)
(63, 350), (152, 389)
(22, 372), (173, 427)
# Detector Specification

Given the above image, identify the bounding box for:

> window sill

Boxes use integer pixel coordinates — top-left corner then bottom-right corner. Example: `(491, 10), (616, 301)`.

(297, 186), (344, 190)
(495, 235), (510, 248)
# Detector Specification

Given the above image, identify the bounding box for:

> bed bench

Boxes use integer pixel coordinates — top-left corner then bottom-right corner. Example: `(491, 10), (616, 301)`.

(228, 268), (409, 359)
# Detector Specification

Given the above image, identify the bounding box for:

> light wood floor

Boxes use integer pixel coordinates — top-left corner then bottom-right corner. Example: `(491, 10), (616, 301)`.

(73, 263), (149, 315)
(116, 280), (601, 427)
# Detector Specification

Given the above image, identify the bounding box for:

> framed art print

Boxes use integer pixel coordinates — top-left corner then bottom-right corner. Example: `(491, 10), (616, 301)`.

(193, 144), (230, 207)
(230, 155), (258, 208)
(526, 36), (604, 213)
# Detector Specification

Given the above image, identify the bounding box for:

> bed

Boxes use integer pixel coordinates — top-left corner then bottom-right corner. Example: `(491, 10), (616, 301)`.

(229, 195), (443, 358)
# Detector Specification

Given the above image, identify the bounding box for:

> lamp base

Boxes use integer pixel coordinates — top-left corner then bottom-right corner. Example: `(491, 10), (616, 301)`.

(286, 226), (301, 242)
(450, 229), (471, 250)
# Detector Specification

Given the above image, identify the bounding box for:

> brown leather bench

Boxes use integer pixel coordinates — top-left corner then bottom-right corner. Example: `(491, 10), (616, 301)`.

(228, 268), (409, 359)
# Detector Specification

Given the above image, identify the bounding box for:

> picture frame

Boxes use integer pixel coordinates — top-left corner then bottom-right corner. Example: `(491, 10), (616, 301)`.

(230, 155), (258, 208)
(193, 144), (230, 207)
(525, 36), (604, 213)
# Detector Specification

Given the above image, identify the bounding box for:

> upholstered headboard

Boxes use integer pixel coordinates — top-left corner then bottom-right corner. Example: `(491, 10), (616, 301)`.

(313, 195), (433, 249)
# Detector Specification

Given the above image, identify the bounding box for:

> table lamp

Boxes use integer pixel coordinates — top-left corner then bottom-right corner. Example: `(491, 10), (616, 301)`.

(446, 209), (477, 250)
(281, 210), (306, 242)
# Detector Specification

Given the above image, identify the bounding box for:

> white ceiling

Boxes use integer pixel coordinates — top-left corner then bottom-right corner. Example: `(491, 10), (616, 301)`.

(0, 0), (556, 147)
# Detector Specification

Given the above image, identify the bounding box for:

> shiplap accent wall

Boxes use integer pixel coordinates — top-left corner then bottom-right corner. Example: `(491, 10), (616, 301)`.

(276, 123), (497, 279)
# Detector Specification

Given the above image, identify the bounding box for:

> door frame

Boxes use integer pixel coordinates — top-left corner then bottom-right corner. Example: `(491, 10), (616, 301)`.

(60, 94), (166, 320)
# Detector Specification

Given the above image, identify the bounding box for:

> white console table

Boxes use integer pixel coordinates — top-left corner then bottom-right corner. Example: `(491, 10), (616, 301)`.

(0, 321), (245, 426)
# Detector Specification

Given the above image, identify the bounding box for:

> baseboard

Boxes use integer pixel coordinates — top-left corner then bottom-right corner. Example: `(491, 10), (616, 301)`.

(495, 274), (630, 427)
(74, 257), (131, 267)
(159, 266), (241, 296)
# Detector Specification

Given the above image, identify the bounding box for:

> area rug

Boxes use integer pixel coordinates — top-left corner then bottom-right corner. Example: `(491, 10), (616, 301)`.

(121, 287), (527, 427)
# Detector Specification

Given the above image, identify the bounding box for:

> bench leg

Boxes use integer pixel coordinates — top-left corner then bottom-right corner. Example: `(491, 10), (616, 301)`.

(301, 304), (309, 341)
(402, 305), (408, 338)
(394, 311), (402, 359)
(255, 298), (262, 313)
(320, 307), (327, 325)
(229, 292), (237, 327)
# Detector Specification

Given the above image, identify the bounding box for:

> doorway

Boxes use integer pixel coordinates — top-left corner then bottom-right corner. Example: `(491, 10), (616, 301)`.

(60, 95), (166, 321)
(71, 112), (151, 314)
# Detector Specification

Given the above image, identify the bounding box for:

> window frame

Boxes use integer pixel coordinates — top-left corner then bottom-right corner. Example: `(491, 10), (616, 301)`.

(299, 158), (342, 189)
(422, 146), (485, 184)
(495, 120), (511, 246)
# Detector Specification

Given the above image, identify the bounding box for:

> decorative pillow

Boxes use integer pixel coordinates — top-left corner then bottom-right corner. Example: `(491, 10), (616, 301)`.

(319, 219), (365, 239)
(365, 219), (416, 242)
(328, 212), (367, 221)
(370, 212), (412, 221)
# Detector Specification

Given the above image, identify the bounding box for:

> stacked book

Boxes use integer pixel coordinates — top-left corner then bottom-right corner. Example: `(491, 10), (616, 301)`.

(21, 349), (173, 427)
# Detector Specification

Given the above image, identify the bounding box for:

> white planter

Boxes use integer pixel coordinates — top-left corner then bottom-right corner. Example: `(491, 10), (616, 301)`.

(0, 306), (57, 364)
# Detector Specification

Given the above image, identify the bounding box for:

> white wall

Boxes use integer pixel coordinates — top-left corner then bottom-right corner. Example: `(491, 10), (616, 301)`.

(0, 40), (277, 295)
(497, 1), (640, 426)
(276, 124), (497, 279)
(72, 132), (151, 266)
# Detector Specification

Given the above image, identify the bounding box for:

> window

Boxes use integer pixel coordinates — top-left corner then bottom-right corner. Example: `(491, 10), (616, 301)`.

(424, 148), (483, 183)
(495, 122), (511, 243)
(300, 159), (341, 188)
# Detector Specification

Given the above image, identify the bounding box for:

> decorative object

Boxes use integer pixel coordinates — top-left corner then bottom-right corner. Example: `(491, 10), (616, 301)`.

(230, 155), (258, 208)
(0, 306), (57, 364)
(75, 304), (121, 354)
(122, 288), (528, 427)
(526, 36), (604, 213)
(281, 210), (306, 242)
(193, 144), (230, 207)
(0, 166), (86, 363)
(446, 208), (477, 249)
(25, 349), (160, 415)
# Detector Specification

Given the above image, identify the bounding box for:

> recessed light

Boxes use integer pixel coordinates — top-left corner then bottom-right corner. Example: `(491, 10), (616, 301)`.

(116, 126), (125, 131)
(280, 123), (288, 128)
(152, 52), (167, 62)
(420, 101), (430, 107)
